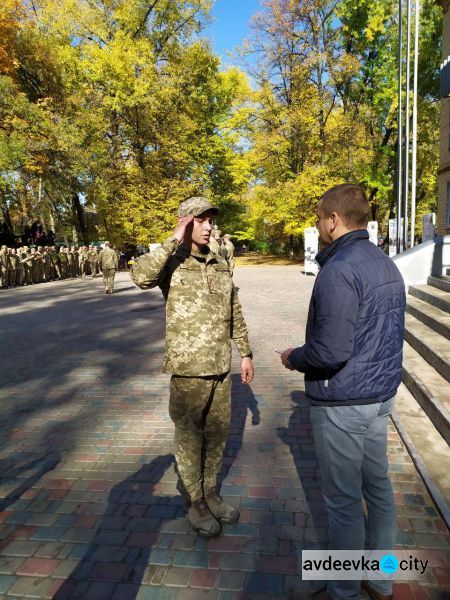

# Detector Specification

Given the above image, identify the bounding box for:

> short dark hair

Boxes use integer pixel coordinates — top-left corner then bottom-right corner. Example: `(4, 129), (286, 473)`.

(319, 184), (370, 228)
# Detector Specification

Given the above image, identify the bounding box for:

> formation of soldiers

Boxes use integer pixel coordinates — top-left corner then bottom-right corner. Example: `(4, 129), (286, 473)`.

(0, 244), (104, 289)
(0, 230), (235, 290)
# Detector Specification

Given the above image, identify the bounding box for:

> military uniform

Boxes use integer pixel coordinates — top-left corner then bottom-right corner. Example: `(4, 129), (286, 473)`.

(0, 246), (7, 288)
(42, 248), (52, 282)
(51, 248), (61, 279)
(8, 249), (19, 287)
(99, 244), (118, 293)
(78, 247), (89, 277)
(131, 222), (251, 506)
(223, 237), (236, 275)
(16, 248), (25, 286)
(87, 246), (99, 277)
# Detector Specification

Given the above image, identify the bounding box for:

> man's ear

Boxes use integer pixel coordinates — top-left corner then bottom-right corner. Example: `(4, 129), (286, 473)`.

(329, 212), (338, 234)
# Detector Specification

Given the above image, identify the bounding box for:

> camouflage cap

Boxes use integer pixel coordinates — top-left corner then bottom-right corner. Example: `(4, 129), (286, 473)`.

(178, 196), (219, 218)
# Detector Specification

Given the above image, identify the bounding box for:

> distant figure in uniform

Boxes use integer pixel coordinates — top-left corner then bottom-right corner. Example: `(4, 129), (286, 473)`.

(88, 244), (99, 277)
(99, 241), (118, 294)
(222, 234), (235, 275)
(208, 225), (223, 256)
(131, 196), (254, 538)
(0, 245), (7, 288)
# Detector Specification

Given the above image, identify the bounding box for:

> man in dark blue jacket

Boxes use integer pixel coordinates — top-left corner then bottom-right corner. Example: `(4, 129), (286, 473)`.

(281, 184), (405, 600)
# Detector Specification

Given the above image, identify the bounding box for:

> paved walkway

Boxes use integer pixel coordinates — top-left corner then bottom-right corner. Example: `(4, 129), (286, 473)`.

(0, 268), (448, 600)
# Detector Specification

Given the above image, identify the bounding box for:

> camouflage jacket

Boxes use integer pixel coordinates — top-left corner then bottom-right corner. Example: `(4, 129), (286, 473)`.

(131, 237), (251, 376)
(99, 247), (118, 270)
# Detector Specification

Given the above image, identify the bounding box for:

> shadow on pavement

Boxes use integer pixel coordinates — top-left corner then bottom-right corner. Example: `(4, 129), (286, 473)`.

(52, 455), (177, 599)
(277, 389), (328, 550)
(218, 374), (260, 490)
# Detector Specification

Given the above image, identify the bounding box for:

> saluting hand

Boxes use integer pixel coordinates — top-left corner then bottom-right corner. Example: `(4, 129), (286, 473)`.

(173, 215), (194, 242)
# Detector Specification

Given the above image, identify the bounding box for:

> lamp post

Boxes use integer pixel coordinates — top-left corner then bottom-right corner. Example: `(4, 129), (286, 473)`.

(410, 0), (420, 248)
(403, 0), (411, 250)
(396, 0), (403, 254)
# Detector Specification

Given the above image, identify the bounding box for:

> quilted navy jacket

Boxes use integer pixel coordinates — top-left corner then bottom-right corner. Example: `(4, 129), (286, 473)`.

(289, 230), (406, 405)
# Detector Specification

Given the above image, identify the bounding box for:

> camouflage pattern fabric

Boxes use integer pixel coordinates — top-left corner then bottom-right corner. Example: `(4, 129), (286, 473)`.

(223, 240), (236, 275)
(208, 237), (222, 256)
(102, 268), (116, 293)
(99, 247), (119, 271)
(178, 197), (218, 218)
(131, 237), (251, 377)
(169, 372), (231, 501)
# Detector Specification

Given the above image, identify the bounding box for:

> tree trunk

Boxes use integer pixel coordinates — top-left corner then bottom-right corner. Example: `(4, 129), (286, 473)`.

(71, 192), (89, 245)
(1, 190), (15, 234)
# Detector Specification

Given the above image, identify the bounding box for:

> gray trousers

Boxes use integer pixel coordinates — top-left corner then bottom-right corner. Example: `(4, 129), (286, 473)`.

(310, 397), (397, 599)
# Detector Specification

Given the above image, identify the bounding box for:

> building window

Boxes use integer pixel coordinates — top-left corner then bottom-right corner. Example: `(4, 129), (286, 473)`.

(447, 182), (450, 227)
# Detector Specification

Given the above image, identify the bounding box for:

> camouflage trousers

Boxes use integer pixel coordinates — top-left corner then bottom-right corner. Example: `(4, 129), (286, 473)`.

(169, 372), (231, 502)
(102, 268), (116, 293)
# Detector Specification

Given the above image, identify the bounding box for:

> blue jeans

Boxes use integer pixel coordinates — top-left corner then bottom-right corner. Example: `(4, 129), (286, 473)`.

(310, 398), (397, 600)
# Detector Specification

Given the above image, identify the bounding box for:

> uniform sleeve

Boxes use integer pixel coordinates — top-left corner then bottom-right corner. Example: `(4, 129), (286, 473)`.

(231, 284), (252, 357)
(131, 237), (180, 289)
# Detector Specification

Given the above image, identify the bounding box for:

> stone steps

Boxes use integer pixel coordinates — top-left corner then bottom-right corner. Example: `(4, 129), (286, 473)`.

(393, 385), (450, 511)
(400, 277), (450, 523)
(406, 295), (450, 341)
(404, 314), (450, 381)
(402, 342), (450, 444)
(428, 275), (450, 293)
(409, 284), (450, 313)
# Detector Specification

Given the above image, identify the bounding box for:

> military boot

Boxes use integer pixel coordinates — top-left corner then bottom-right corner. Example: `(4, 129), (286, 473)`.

(205, 490), (240, 524)
(187, 499), (222, 538)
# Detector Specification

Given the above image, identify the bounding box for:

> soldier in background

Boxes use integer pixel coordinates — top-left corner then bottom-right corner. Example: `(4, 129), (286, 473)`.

(131, 197), (254, 538)
(21, 247), (33, 285)
(222, 234), (236, 276)
(87, 244), (98, 277)
(35, 246), (44, 283)
(99, 241), (119, 294)
(42, 247), (52, 282)
(79, 246), (89, 278)
(0, 245), (7, 288)
(16, 248), (25, 286)
(59, 247), (68, 279)
(8, 248), (19, 287)
(50, 246), (61, 280)
(208, 226), (223, 256)
(68, 246), (77, 278)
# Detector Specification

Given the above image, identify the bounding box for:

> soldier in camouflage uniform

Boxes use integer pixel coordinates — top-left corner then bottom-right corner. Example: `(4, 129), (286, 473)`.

(87, 245), (98, 277)
(99, 241), (119, 293)
(16, 248), (25, 286)
(0, 245), (7, 288)
(59, 247), (69, 279)
(78, 246), (89, 277)
(42, 247), (52, 282)
(208, 226), (223, 257)
(222, 234), (236, 276)
(8, 248), (18, 287)
(131, 197), (254, 538)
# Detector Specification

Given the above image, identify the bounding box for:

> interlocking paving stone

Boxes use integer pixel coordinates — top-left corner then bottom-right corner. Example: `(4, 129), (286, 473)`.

(0, 270), (448, 598)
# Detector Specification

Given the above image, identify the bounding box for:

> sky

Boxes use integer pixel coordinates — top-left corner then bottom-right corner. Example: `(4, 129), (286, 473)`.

(203, 0), (263, 67)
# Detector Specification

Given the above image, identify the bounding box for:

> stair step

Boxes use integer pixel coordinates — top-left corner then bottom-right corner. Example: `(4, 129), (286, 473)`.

(428, 275), (450, 293)
(408, 284), (450, 313)
(394, 384), (450, 506)
(406, 296), (450, 341)
(402, 341), (450, 444)
(404, 314), (450, 382)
